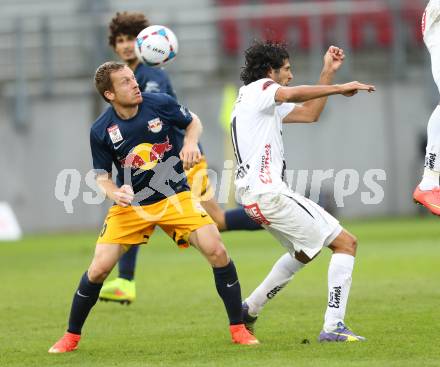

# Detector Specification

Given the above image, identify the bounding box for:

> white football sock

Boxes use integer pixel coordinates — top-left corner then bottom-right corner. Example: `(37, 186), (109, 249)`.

(245, 253), (305, 316)
(420, 105), (440, 190)
(420, 168), (440, 190)
(324, 253), (354, 332)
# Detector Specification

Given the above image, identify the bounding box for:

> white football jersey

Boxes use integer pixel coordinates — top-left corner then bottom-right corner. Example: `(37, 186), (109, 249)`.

(231, 78), (296, 196)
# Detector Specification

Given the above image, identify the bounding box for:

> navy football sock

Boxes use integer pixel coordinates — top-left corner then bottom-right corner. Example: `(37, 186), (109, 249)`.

(224, 207), (262, 231)
(213, 260), (243, 325)
(118, 245), (139, 281)
(67, 272), (103, 335)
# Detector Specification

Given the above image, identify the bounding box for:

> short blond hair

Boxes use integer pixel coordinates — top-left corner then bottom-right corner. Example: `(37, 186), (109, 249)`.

(94, 61), (126, 103)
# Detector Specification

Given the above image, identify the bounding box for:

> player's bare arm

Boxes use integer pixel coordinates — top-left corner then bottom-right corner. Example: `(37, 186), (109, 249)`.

(96, 172), (134, 207)
(179, 112), (202, 170)
(283, 46), (345, 123)
(275, 81), (375, 104)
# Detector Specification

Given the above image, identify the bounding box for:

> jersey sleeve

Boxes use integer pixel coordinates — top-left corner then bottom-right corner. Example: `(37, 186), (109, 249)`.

(156, 94), (193, 129)
(90, 129), (113, 173)
(254, 78), (282, 112)
(276, 102), (296, 120)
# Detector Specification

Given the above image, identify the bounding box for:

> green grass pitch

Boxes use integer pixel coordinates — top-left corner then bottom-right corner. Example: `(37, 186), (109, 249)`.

(0, 217), (439, 366)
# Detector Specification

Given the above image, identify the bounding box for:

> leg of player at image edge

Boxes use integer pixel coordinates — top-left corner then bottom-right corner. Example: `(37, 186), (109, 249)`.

(414, 3), (440, 216)
(242, 251), (365, 342)
(413, 106), (440, 215)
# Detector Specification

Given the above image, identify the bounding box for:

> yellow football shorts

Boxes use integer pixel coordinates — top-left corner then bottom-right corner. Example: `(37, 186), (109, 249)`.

(97, 191), (214, 249)
(185, 156), (215, 202)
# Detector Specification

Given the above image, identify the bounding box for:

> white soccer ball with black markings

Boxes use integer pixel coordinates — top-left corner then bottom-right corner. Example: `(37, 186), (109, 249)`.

(135, 25), (178, 67)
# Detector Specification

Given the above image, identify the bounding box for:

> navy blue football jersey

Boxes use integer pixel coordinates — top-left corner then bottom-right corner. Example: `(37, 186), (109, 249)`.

(134, 63), (203, 155)
(90, 92), (193, 205)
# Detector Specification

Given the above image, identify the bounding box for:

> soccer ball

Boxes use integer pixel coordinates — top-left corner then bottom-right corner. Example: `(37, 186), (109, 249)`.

(135, 25), (178, 67)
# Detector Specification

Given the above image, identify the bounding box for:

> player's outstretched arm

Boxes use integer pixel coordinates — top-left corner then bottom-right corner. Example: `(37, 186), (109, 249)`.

(276, 82), (375, 104)
(179, 112), (202, 170)
(96, 172), (134, 207)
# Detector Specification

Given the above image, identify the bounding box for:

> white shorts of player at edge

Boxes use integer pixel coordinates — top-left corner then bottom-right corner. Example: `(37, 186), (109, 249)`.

(240, 186), (343, 259)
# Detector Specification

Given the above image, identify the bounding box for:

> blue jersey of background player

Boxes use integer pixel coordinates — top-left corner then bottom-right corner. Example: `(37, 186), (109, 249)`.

(135, 62), (176, 97)
(99, 11), (261, 305)
(91, 91), (192, 205)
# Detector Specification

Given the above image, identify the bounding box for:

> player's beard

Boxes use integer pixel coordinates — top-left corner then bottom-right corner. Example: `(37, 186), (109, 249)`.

(125, 96), (142, 107)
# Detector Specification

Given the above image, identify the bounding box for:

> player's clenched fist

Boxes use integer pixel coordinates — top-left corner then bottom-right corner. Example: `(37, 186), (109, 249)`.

(113, 184), (134, 207)
(180, 143), (201, 170)
(324, 45), (345, 72)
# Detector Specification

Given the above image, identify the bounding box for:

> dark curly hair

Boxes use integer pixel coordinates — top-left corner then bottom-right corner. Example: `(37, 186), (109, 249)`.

(108, 11), (150, 47)
(240, 41), (290, 85)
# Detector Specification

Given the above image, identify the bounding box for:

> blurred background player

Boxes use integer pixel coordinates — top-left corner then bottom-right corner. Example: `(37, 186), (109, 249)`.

(413, 0), (440, 216)
(232, 41), (375, 342)
(48, 62), (258, 353)
(100, 12), (261, 305)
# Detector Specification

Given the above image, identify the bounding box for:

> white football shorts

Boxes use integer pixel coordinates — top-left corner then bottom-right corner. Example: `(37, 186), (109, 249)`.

(241, 187), (342, 259)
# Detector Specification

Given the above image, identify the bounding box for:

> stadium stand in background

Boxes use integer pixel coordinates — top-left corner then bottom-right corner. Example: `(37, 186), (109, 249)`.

(218, 0), (425, 54)
(0, 0), (427, 87)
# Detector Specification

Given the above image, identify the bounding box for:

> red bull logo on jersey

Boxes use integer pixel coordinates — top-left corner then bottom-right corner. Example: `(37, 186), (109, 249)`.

(149, 136), (173, 161)
(147, 117), (163, 133)
(120, 136), (173, 170)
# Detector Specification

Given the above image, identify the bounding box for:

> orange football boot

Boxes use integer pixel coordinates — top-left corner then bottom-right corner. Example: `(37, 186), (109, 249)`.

(48, 332), (81, 353)
(413, 186), (440, 216)
(230, 324), (259, 345)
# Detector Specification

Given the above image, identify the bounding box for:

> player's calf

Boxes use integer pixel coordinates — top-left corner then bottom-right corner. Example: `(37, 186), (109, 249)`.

(190, 224), (253, 342)
(323, 230), (362, 338)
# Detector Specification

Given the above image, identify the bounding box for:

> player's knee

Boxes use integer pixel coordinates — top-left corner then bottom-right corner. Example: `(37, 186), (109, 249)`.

(88, 265), (111, 283)
(344, 234), (358, 256)
(330, 231), (357, 256)
(206, 242), (228, 267)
